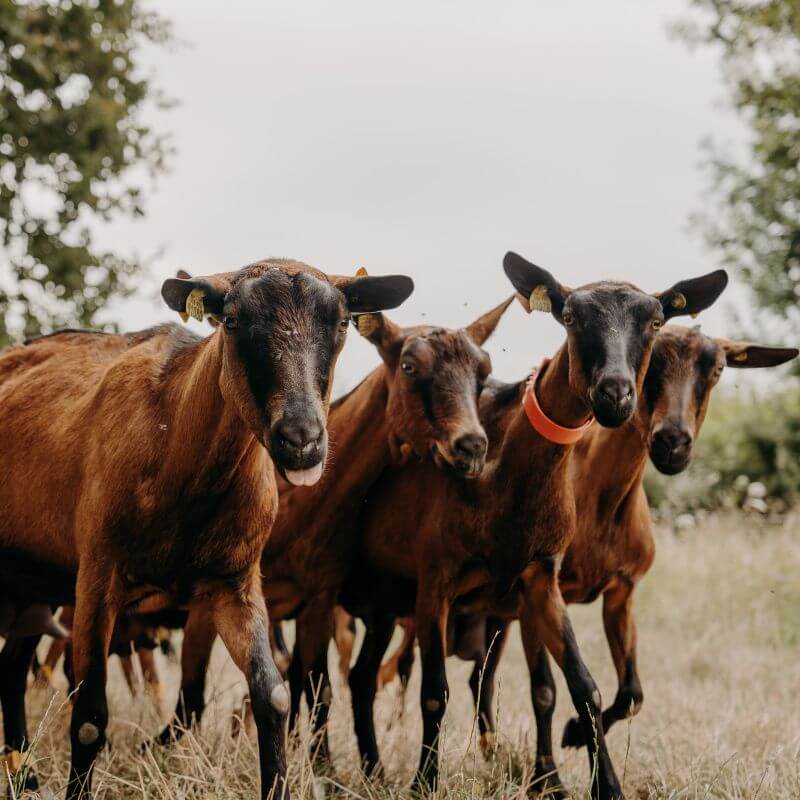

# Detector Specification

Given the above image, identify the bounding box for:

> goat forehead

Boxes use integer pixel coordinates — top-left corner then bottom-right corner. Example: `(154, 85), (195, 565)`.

(238, 270), (342, 331)
(569, 284), (655, 320)
(421, 332), (482, 368)
(658, 328), (721, 368)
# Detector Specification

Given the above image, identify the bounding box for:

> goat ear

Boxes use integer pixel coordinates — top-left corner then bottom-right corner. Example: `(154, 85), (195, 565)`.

(656, 270), (728, 320)
(465, 296), (515, 345)
(717, 340), (799, 369)
(353, 313), (405, 363)
(161, 275), (230, 320)
(332, 274), (414, 313)
(502, 252), (570, 320)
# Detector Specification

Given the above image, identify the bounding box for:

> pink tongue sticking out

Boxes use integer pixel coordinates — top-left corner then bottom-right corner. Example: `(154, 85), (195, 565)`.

(284, 462), (324, 487)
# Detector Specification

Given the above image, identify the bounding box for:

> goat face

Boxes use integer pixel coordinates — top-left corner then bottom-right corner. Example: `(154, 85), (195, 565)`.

(502, 251), (729, 429)
(645, 327), (798, 475)
(393, 328), (493, 478)
(162, 260), (413, 486)
(356, 311), (504, 478)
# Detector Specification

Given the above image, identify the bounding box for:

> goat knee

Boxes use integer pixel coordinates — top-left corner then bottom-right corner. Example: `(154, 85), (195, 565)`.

(533, 683), (555, 713)
(421, 674), (448, 719)
(269, 682), (290, 715)
(71, 706), (108, 757)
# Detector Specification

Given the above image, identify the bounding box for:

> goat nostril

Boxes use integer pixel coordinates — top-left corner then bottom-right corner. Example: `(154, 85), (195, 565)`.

(276, 420), (324, 451)
(597, 379), (634, 408)
(654, 429), (692, 454)
(454, 433), (488, 459)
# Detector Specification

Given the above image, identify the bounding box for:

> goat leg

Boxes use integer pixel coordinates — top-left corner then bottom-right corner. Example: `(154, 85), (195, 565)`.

(211, 574), (289, 800)
(466, 615), (509, 758)
(412, 595), (450, 793)
(521, 559), (623, 800)
(0, 634), (42, 794)
(332, 607), (356, 684)
(349, 609), (396, 776)
(519, 621), (567, 799)
(376, 616), (415, 693)
(66, 566), (120, 800)
(156, 605), (216, 746)
(563, 579), (643, 749)
(295, 597), (337, 764)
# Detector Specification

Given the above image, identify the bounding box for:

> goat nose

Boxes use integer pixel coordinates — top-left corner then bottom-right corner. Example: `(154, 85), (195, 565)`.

(454, 432), (488, 459)
(657, 426), (693, 452)
(276, 417), (324, 453)
(596, 377), (634, 410)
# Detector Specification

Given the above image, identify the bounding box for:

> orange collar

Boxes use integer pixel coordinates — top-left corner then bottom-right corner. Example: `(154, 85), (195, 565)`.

(522, 358), (594, 445)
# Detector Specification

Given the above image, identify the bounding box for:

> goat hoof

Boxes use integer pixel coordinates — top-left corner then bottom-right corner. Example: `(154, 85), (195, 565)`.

(479, 730), (497, 758)
(411, 770), (437, 796)
(560, 716), (585, 748)
(153, 724), (183, 748)
(7, 771), (39, 794)
(529, 758), (567, 799)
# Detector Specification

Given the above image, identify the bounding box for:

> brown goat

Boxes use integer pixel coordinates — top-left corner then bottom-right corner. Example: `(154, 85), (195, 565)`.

(155, 297), (513, 756)
(376, 326), (797, 796)
(0, 258), (413, 799)
(341, 253), (728, 799)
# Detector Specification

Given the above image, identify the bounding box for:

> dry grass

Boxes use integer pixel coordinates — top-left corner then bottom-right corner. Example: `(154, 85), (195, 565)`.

(3, 514), (799, 799)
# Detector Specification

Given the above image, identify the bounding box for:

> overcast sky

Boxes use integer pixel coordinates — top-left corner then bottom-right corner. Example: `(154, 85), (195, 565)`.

(95, 0), (767, 395)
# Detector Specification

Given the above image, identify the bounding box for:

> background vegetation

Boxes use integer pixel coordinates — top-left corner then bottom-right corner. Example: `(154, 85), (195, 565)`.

(0, 0), (171, 344)
(645, 0), (800, 514)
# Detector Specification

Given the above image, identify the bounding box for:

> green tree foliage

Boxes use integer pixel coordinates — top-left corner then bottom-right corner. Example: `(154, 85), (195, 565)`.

(677, 1), (800, 336)
(0, 0), (171, 344)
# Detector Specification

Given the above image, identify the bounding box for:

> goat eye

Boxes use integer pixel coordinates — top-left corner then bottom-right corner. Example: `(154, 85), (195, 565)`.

(562, 311), (574, 326)
(652, 318), (663, 331)
(339, 318), (349, 331)
(401, 361), (416, 376)
(224, 317), (238, 331)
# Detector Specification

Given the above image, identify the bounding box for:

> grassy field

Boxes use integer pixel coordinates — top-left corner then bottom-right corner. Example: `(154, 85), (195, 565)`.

(3, 514), (799, 799)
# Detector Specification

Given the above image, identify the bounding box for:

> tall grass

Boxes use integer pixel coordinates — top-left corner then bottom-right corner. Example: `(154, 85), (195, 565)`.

(3, 515), (799, 798)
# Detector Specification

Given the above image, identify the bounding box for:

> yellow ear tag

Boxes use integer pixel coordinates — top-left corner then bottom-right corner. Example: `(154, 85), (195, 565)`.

(185, 288), (205, 322)
(529, 285), (552, 313)
(353, 266), (378, 335)
(356, 315), (379, 337)
(671, 292), (687, 310)
(734, 351), (748, 362)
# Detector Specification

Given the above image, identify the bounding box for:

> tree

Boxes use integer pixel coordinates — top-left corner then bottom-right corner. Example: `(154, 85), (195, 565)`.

(0, 0), (172, 344)
(677, 1), (800, 337)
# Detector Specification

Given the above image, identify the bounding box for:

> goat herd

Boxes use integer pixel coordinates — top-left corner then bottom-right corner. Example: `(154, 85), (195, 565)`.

(0, 254), (796, 800)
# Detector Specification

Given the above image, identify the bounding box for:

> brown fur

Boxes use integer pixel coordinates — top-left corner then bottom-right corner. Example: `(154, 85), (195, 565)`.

(157, 299), (513, 754)
(341, 254), (729, 799)
(375, 326), (798, 788)
(0, 258), (414, 800)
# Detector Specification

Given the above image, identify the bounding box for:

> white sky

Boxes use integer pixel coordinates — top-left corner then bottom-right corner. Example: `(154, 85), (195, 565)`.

(94, 0), (776, 396)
